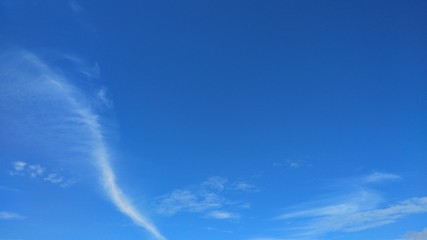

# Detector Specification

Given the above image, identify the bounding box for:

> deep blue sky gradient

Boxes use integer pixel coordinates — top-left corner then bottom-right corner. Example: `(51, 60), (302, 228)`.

(1, 1), (426, 240)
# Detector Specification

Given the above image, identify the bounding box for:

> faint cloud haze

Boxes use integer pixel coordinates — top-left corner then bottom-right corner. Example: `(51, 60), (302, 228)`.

(0, 212), (25, 220)
(206, 210), (240, 220)
(68, 0), (83, 14)
(402, 227), (427, 240)
(362, 172), (401, 184)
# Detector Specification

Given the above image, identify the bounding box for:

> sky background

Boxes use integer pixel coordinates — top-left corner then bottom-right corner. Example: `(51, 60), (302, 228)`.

(1, 0), (427, 240)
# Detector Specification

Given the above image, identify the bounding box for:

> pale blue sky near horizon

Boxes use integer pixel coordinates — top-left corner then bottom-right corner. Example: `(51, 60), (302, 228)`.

(1, 1), (427, 240)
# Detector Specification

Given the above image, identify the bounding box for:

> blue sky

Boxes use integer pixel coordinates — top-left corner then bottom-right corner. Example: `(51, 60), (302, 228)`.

(1, 0), (426, 239)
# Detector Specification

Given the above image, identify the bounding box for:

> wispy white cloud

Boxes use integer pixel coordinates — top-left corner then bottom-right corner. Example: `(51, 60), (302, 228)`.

(155, 177), (255, 219)
(277, 190), (382, 220)
(96, 87), (113, 108)
(0, 212), (25, 220)
(362, 172), (401, 184)
(49, 56), (166, 240)
(0, 50), (165, 240)
(401, 227), (427, 240)
(273, 173), (427, 239)
(279, 195), (427, 237)
(61, 54), (100, 79)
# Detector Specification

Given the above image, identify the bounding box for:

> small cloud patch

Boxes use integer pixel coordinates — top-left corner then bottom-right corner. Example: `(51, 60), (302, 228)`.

(10, 161), (76, 188)
(206, 210), (239, 220)
(155, 176), (257, 220)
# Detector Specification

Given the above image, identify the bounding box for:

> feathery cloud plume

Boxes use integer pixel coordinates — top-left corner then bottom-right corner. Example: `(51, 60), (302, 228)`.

(0, 50), (165, 240)
(278, 195), (427, 236)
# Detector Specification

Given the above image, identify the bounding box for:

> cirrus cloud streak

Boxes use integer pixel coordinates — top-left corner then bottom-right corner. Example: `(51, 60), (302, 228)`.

(0, 50), (165, 240)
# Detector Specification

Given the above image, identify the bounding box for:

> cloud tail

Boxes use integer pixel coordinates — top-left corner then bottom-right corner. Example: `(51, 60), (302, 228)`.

(78, 108), (166, 240)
